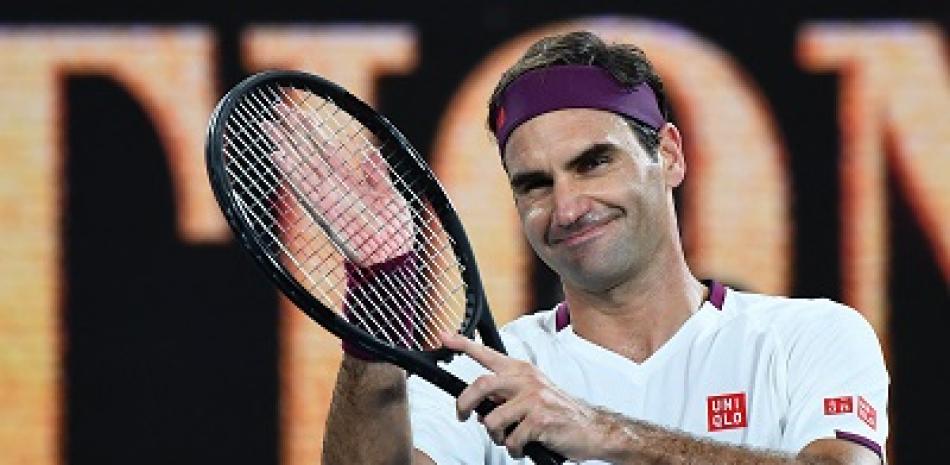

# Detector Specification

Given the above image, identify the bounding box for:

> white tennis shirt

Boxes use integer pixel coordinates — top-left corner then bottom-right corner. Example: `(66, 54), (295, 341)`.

(408, 284), (889, 464)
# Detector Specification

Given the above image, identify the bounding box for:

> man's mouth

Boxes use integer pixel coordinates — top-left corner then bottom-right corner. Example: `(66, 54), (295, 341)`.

(546, 210), (619, 246)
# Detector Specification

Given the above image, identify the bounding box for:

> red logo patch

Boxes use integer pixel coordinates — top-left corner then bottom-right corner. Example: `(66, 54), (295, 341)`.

(857, 396), (877, 430)
(824, 396), (854, 415)
(707, 392), (748, 432)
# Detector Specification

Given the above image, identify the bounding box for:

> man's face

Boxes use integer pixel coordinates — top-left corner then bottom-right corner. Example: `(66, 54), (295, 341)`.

(503, 109), (672, 293)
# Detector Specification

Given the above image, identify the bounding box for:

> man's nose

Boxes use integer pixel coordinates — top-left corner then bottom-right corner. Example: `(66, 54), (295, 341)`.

(551, 178), (589, 228)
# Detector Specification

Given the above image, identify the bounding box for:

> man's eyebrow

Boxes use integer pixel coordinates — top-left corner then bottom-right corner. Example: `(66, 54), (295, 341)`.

(508, 143), (618, 190)
(509, 170), (549, 191)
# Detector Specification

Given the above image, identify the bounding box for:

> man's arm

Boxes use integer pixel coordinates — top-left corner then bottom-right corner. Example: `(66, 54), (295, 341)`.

(322, 357), (410, 465)
(442, 332), (881, 465)
(322, 356), (435, 465)
(589, 408), (880, 465)
(322, 355), (435, 465)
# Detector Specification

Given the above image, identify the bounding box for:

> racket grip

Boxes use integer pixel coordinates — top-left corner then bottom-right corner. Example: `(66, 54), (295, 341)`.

(524, 442), (567, 465)
(474, 399), (567, 465)
(425, 361), (566, 463)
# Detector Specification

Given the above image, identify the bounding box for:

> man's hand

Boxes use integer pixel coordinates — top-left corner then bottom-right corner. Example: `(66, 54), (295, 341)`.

(441, 332), (618, 461)
(266, 101), (414, 267)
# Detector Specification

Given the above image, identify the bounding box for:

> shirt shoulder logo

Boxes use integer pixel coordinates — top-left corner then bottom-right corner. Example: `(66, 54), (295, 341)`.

(824, 396), (854, 415)
(707, 392), (748, 432)
(823, 395), (877, 430)
(857, 396), (877, 430)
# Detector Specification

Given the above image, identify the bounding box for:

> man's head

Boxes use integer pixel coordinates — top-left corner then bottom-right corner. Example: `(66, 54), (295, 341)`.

(488, 31), (671, 163)
(488, 31), (687, 294)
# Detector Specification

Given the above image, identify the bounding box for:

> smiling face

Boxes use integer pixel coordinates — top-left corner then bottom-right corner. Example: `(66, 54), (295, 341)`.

(504, 109), (681, 294)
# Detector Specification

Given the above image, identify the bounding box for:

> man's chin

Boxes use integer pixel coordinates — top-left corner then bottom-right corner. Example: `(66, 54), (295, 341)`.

(555, 257), (628, 292)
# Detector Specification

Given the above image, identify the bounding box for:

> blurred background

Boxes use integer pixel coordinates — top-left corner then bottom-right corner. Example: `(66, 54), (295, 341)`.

(1, 1), (946, 464)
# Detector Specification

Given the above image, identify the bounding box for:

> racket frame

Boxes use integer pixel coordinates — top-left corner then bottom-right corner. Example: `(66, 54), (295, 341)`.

(206, 70), (501, 371)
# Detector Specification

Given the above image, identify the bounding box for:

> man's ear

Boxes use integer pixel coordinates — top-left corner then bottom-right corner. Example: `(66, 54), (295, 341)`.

(657, 123), (686, 188)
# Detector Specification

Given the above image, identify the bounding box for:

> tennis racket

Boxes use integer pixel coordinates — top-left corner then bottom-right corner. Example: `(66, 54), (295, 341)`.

(205, 70), (566, 465)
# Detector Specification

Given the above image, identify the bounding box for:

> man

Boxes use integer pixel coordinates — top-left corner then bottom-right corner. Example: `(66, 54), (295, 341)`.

(323, 31), (888, 465)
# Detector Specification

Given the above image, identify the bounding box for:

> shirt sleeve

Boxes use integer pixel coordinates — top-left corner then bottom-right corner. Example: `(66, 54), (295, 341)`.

(780, 300), (889, 459)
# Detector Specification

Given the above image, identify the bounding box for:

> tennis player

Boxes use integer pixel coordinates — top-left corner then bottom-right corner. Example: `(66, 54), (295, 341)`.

(323, 31), (888, 465)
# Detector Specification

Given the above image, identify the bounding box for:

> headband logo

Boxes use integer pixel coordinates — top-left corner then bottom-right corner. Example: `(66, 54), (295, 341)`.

(495, 106), (506, 131)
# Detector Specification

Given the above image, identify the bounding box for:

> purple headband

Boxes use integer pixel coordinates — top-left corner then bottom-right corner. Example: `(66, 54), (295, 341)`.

(492, 64), (665, 153)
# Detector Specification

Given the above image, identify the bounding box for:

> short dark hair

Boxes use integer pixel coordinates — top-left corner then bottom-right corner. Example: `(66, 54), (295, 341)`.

(487, 31), (670, 158)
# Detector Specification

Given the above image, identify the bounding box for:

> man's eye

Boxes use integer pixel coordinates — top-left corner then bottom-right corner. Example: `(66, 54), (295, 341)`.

(514, 178), (551, 196)
(579, 154), (609, 172)
(520, 180), (545, 194)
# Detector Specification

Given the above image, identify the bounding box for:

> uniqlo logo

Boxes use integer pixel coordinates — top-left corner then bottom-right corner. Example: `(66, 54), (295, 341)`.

(824, 396), (854, 415)
(857, 396), (877, 430)
(707, 392), (748, 432)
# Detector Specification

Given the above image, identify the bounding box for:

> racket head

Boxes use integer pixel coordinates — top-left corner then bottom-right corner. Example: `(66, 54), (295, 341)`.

(205, 70), (490, 366)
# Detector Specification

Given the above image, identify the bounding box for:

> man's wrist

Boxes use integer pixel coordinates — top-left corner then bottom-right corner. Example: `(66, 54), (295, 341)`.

(592, 407), (645, 464)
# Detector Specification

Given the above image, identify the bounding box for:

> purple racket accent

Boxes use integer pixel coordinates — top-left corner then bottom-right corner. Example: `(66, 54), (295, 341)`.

(344, 252), (418, 286)
(343, 252), (420, 360)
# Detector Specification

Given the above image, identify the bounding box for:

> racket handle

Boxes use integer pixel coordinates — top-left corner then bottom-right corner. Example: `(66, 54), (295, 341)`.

(422, 361), (567, 464)
(524, 441), (568, 465)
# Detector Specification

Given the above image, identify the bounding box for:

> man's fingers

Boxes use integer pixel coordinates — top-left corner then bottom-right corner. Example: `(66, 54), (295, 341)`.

(481, 397), (530, 445)
(504, 417), (538, 459)
(456, 374), (517, 422)
(440, 332), (509, 372)
(360, 142), (390, 188)
(361, 150), (389, 189)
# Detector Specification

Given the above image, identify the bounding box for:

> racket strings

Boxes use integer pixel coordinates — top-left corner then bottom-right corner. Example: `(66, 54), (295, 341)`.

(250, 88), (463, 345)
(220, 83), (469, 351)
(262, 86), (468, 310)
(266, 85), (465, 283)
(231, 88), (462, 298)
(223, 99), (435, 350)
(221, 122), (423, 348)
(267, 87), (469, 301)
(224, 109), (436, 351)
(272, 97), (468, 347)
(224, 127), (429, 350)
